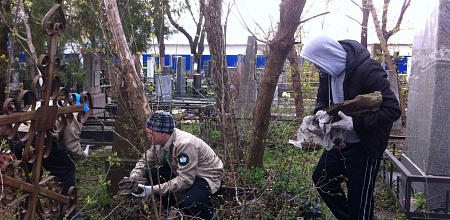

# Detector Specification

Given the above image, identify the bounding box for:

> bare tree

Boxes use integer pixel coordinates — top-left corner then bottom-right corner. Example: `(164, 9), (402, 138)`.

(104, 0), (151, 128)
(0, 0), (10, 107)
(349, 0), (370, 47)
(158, 0), (166, 69)
(201, 0), (241, 163)
(368, 0), (410, 123)
(18, 2), (38, 80)
(166, 1), (206, 73)
(288, 45), (304, 124)
(247, 0), (306, 169)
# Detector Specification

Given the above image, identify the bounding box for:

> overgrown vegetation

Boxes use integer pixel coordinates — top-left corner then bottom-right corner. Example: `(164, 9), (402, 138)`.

(70, 69), (409, 219)
(71, 120), (406, 219)
(0, 55), (410, 219)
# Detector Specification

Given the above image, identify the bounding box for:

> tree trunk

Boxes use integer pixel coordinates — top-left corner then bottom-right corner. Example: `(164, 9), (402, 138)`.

(158, 34), (166, 69)
(288, 45), (304, 125)
(197, 27), (206, 73)
(368, 0), (407, 124)
(202, 0), (241, 163)
(369, 1), (395, 70)
(104, 0), (151, 129)
(166, 3), (205, 74)
(158, 1), (165, 69)
(247, 0), (306, 169)
(18, 2), (40, 87)
(0, 2), (10, 108)
(360, 0), (370, 47)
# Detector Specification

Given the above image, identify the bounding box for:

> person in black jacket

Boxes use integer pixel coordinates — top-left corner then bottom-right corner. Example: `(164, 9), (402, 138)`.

(300, 35), (401, 220)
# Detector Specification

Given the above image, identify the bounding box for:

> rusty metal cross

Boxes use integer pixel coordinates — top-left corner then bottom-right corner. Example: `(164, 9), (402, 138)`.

(0, 4), (93, 219)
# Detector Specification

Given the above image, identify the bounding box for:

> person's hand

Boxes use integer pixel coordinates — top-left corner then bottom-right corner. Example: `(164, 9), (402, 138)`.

(131, 184), (152, 197)
(84, 145), (90, 159)
(331, 111), (353, 131)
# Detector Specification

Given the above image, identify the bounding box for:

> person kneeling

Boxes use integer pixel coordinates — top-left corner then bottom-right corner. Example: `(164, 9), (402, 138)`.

(125, 111), (223, 220)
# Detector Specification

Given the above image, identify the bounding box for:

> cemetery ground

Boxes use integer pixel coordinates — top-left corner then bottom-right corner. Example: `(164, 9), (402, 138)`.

(0, 76), (410, 219)
(69, 120), (408, 219)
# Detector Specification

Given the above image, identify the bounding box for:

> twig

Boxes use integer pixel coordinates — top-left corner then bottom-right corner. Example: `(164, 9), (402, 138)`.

(102, 200), (125, 220)
(299, 12), (330, 24)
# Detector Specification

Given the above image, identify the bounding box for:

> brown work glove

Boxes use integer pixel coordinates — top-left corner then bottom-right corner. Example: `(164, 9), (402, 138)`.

(118, 177), (148, 196)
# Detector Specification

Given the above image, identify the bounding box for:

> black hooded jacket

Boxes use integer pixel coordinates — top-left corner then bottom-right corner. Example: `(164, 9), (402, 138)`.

(314, 40), (401, 161)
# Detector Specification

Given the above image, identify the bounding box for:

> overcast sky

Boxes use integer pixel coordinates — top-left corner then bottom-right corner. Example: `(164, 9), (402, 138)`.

(166, 0), (417, 45)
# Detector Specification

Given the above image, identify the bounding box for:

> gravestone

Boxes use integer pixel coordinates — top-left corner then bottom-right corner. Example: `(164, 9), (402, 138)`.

(232, 54), (244, 97)
(236, 54), (244, 75)
(204, 60), (212, 86)
(155, 67), (172, 102)
(12, 72), (19, 90)
(235, 36), (258, 137)
(107, 88), (141, 194)
(402, 0), (450, 211)
(193, 74), (202, 95)
(146, 57), (155, 79)
(190, 55), (194, 77)
(175, 57), (186, 96)
(82, 53), (106, 114)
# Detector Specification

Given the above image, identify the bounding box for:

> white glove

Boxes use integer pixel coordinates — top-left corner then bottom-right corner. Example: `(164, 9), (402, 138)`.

(131, 184), (152, 197)
(331, 111), (353, 131)
(84, 145), (90, 159)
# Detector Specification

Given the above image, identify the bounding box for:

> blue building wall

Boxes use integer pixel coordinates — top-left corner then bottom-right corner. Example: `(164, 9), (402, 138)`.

(397, 55), (410, 74)
(142, 54), (267, 71)
(16, 53), (409, 74)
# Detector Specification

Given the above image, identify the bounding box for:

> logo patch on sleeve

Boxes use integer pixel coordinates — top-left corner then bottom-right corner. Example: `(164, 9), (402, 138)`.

(177, 153), (189, 166)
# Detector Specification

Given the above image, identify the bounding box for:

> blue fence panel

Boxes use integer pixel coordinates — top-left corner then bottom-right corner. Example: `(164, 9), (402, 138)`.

(15, 53), (411, 74)
(398, 55), (410, 74)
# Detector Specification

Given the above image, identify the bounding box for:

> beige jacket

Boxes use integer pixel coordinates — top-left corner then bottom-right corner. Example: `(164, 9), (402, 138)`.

(55, 117), (85, 161)
(130, 128), (224, 195)
(18, 113), (85, 161)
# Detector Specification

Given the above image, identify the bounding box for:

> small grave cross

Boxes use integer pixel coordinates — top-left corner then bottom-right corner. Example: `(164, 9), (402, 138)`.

(0, 4), (93, 219)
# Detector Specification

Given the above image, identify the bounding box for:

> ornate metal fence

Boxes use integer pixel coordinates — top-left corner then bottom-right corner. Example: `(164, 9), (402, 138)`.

(0, 4), (92, 219)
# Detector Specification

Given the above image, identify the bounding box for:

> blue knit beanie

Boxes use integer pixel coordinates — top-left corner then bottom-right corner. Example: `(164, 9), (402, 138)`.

(146, 111), (175, 133)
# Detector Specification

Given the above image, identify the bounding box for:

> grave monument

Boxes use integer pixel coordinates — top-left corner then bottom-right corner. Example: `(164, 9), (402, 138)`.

(175, 57), (187, 96)
(82, 52), (106, 114)
(235, 36), (258, 137)
(402, 0), (450, 211)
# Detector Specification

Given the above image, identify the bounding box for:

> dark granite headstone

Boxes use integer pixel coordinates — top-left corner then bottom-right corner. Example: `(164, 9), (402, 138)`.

(175, 57), (186, 96)
(402, 0), (450, 211)
(190, 55), (194, 77)
(204, 60), (212, 86)
(107, 88), (140, 193)
(82, 53), (105, 114)
(193, 74), (202, 95)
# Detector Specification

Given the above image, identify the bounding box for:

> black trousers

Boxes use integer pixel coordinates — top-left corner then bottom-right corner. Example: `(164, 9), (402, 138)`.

(312, 143), (381, 220)
(145, 164), (215, 219)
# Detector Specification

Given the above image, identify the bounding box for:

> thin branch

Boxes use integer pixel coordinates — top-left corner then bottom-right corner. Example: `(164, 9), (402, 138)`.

(229, 0), (269, 44)
(384, 0), (411, 40)
(345, 14), (362, 25)
(349, 0), (362, 10)
(299, 11), (330, 24)
(184, 0), (198, 24)
(223, 0), (234, 44)
(166, 4), (193, 46)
